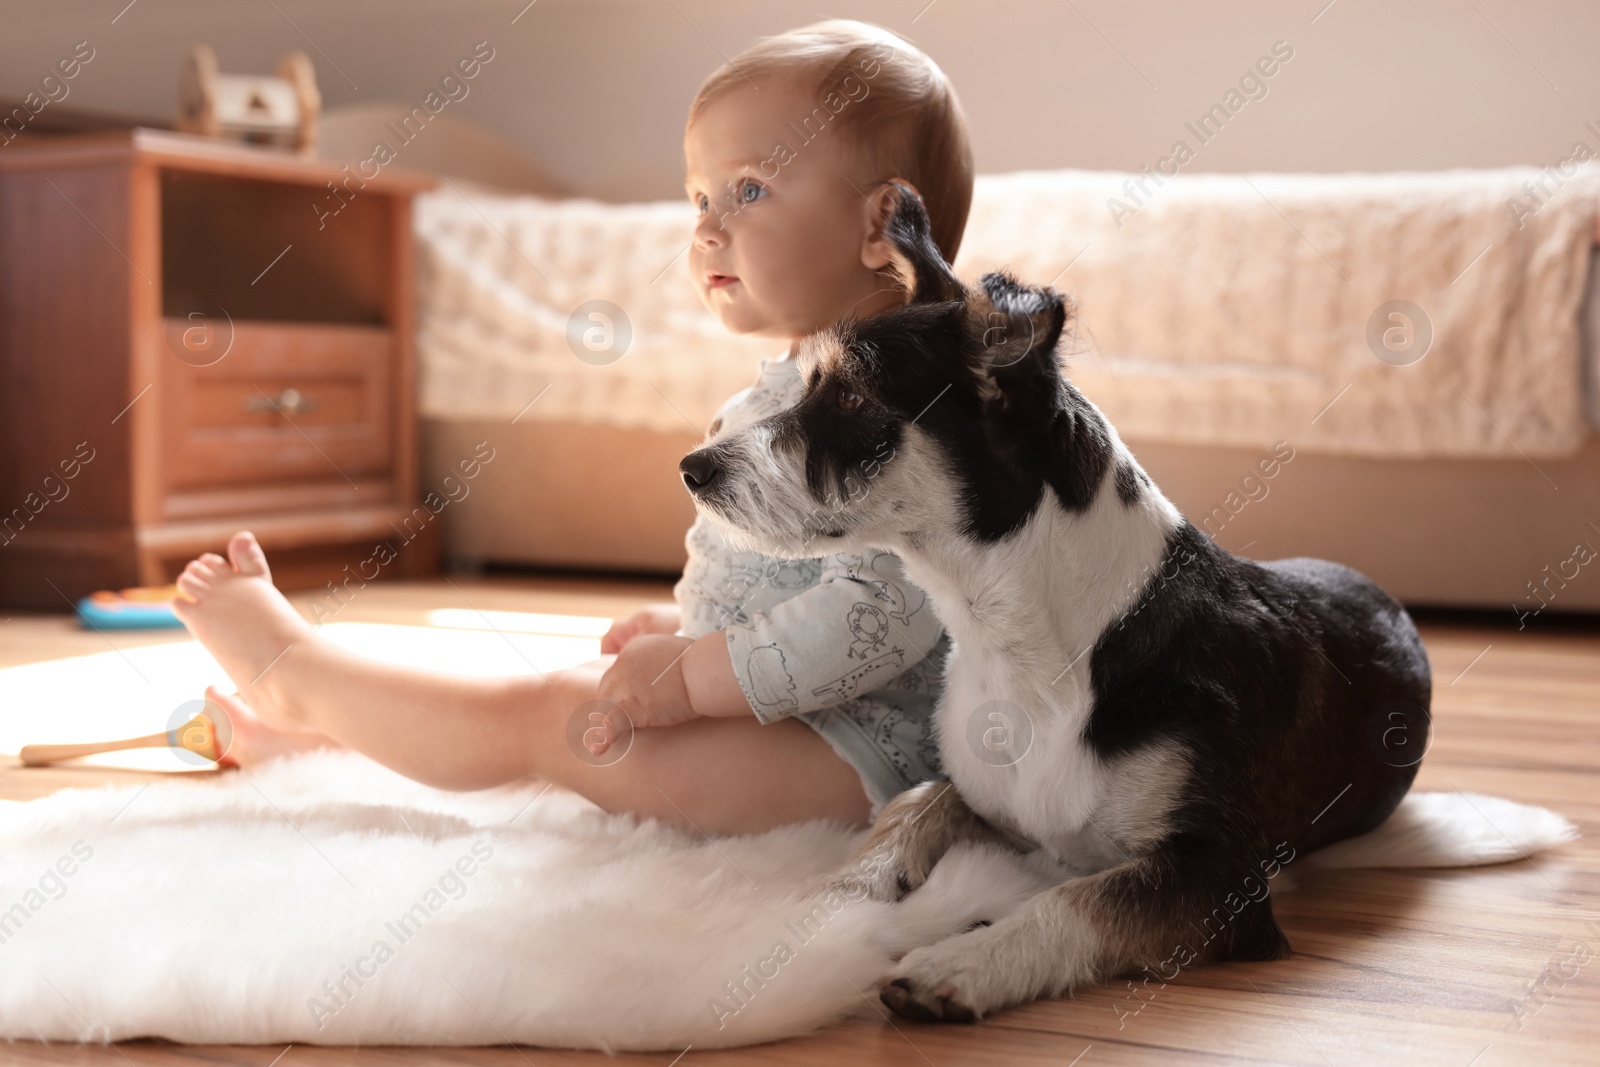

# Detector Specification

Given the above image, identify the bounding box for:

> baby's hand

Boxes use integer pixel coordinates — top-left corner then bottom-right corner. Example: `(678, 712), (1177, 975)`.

(600, 603), (683, 655)
(591, 634), (699, 754)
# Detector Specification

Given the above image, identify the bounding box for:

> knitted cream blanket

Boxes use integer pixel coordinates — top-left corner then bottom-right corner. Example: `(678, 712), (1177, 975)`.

(415, 166), (1600, 458)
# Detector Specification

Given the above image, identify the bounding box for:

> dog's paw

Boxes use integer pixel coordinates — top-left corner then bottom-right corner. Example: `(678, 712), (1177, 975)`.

(816, 846), (931, 903)
(879, 974), (979, 1023)
(815, 863), (911, 904)
(878, 929), (1019, 1023)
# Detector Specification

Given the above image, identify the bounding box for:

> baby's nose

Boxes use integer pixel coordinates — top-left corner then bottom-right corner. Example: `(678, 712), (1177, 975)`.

(692, 214), (726, 246)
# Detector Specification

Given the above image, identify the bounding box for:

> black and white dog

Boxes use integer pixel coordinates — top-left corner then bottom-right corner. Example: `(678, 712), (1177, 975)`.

(679, 183), (1572, 1023)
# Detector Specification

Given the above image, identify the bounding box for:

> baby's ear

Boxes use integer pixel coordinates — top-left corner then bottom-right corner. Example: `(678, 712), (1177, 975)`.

(875, 180), (964, 305)
(966, 270), (1071, 403)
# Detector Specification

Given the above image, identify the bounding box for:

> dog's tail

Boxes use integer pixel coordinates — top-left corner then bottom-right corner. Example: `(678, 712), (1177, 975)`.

(1303, 792), (1578, 870)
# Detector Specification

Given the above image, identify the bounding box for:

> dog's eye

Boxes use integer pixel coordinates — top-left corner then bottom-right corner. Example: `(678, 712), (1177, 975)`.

(837, 388), (863, 412)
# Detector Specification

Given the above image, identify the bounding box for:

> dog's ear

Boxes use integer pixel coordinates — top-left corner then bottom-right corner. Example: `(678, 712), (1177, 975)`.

(967, 270), (1071, 404)
(879, 180), (964, 305)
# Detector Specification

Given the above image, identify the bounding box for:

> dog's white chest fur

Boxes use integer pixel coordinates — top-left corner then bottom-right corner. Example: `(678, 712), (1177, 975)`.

(934, 657), (1108, 863)
(899, 464), (1188, 868)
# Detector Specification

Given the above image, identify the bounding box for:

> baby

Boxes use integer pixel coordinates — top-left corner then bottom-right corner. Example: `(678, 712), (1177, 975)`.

(172, 19), (977, 835)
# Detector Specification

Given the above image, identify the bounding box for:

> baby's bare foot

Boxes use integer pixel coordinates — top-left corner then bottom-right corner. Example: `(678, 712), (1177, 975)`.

(172, 531), (314, 731)
(204, 686), (338, 768)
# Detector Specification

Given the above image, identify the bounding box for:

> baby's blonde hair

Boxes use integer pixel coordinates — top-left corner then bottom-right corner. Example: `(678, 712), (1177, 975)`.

(687, 19), (975, 262)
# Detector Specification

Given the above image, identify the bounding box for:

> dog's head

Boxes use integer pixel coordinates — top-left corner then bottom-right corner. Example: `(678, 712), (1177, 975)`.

(680, 180), (1088, 558)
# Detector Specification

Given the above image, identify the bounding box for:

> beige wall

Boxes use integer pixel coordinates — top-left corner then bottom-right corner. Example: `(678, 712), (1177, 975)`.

(5, 0), (1598, 201)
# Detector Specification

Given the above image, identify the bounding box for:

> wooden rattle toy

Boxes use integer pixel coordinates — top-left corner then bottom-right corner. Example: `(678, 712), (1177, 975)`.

(176, 44), (321, 154)
(19, 707), (233, 768)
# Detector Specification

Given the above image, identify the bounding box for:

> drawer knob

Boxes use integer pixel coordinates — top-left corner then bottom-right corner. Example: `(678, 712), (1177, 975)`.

(246, 387), (318, 415)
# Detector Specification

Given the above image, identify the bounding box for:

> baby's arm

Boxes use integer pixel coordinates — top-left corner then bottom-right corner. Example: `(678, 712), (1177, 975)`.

(600, 603), (682, 654)
(582, 624), (746, 757)
(585, 617), (749, 756)
(682, 631), (759, 716)
(719, 549), (944, 724)
(587, 550), (940, 752)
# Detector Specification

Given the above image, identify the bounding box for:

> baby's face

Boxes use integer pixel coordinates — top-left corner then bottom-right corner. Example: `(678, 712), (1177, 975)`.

(684, 76), (900, 339)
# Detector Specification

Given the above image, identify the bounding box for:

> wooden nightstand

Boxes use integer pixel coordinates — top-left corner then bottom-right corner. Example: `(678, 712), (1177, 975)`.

(0, 128), (439, 609)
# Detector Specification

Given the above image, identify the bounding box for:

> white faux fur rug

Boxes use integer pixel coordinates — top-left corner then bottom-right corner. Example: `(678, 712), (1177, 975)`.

(0, 749), (1062, 1050)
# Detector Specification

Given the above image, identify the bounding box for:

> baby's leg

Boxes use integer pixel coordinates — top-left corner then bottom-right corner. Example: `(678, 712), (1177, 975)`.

(174, 533), (872, 834)
(205, 686), (339, 768)
(518, 659), (874, 834)
(173, 531), (615, 789)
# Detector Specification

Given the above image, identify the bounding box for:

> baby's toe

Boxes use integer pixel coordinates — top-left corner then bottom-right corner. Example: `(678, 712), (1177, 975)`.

(227, 531), (271, 578)
(182, 559), (216, 585)
(181, 555), (224, 582)
(175, 569), (210, 602)
(199, 552), (228, 570)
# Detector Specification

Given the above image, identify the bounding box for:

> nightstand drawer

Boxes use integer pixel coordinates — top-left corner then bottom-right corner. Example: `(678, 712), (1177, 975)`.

(161, 318), (394, 492)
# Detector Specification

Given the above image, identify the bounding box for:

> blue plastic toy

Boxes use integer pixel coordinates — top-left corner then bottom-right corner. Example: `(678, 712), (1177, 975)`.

(75, 586), (184, 630)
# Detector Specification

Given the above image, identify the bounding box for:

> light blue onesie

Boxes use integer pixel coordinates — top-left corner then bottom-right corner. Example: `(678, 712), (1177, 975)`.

(673, 355), (949, 817)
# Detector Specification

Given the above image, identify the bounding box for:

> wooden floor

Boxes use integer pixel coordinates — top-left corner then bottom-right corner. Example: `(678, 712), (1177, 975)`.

(1, 575), (1596, 1066)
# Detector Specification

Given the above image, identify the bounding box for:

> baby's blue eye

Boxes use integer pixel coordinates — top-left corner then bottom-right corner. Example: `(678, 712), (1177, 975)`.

(738, 178), (766, 204)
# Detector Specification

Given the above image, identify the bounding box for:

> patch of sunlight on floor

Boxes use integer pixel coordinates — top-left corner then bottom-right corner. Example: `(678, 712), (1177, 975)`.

(0, 621), (604, 772)
(425, 609), (612, 637)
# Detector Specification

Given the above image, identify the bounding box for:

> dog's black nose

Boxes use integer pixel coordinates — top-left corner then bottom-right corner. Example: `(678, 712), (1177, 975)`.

(679, 449), (723, 493)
